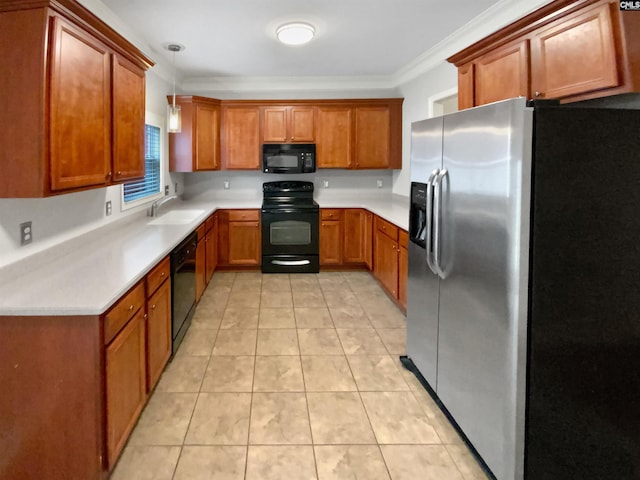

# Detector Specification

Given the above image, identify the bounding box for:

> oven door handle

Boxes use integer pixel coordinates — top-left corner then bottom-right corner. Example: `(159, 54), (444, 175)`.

(271, 259), (311, 266)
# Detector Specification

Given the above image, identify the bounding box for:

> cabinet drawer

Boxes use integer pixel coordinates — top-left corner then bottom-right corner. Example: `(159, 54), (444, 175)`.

(375, 216), (398, 241)
(146, 256), (170, 297)
(321, 209), (343, 220)
(228, 209), (259, 221)
(399, 229), (408, 249)
(104, 282), (145, 345)
(205, 213), (216, 232)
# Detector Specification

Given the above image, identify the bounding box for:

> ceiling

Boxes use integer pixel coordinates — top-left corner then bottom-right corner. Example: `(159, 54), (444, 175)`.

(101, 0), (502, 81)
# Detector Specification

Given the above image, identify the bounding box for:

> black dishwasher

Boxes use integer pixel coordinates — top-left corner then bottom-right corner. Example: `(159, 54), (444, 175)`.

(170, 231), (197, 354)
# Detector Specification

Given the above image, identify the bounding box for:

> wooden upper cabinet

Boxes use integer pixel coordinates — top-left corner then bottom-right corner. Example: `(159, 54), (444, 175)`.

(262, 106), (315, 143)
(458, 64), (475, 110)
(113, 55), (145, 182)
(49, 16), (111, 192)
(316, 106), (352, 168)
(169, 96), (221, 172)
(196, 104), (220, 170)
(263, 107), (287, 142)
(222, 105), (260, 169)
(530, 2), (618, 99)
(354, 106), (391, 169)
(449, 0), (640, 108)
(475, 40), (530, 106)
(0, 2), (153, 197)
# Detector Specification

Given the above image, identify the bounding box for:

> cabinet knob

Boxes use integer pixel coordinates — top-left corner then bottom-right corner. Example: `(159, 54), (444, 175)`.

(534, 91), (543, 97)
(144, 313), (148, 319)
(106, 172), (112, 179)
(160, 272), (165, 277)
(151, 304), (156, 310)
(128, 304), (134, 310)
(117, 171), (121, 175)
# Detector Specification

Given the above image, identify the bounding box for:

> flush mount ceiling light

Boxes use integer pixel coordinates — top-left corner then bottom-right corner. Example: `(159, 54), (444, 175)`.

(276, 22), (315, 45)
(166, 43), (184, 133)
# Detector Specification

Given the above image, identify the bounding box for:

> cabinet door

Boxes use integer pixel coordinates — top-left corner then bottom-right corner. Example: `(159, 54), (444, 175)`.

(262, 107), (287, 142)
(205, 226), (217, 284)
(112, 55), (145, 182)
(530, 3), (618, 99)
(222, 106), (260, 169)
(195, 104), (220, 170)
(343, 209), (366, 264)
(49, 16), (111, 191)
(289, 106), (315, 142)
(316, 107), (352, 168)
(146, 279), (171, 391)
(458, 63), (475, 110)
(320, 220), (343, 265)
(228, 221), (261, 265)
(106, 309), (146, 467)
(364, 211), (373, 270)
(398, 244), (408, 309)
(475, 39), (530, 106)
(196, 237), (206, 301)
(354, 106), (390, 169)
(374, 230), (398, 297)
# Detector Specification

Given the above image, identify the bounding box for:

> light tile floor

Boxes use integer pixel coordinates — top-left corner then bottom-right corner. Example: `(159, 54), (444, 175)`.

(112, 271), (489, 480)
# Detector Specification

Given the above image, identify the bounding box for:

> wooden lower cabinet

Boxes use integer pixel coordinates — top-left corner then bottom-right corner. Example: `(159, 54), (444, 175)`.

(195, 223), (206, 301)
(105, 308), (146, 467)
(320, 209), (343, 265)
(146, 279), (171, 391)
(205, 214), (218, 283)
(374, 228), (399, 298)
(343, 209), (369, 264)
(398, 231), (408, 310)
(218, 210), (261, 266)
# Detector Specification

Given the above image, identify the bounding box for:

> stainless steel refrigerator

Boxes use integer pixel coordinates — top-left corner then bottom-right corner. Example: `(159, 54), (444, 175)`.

(404, 96), (640, 480)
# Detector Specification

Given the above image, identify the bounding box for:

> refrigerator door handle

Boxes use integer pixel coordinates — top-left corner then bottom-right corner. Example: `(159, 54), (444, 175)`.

(433, 168), (448, 279)
(425, 169), (439, 274)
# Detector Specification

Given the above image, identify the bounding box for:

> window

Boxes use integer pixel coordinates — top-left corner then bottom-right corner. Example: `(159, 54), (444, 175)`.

(123, 124), (162, 204)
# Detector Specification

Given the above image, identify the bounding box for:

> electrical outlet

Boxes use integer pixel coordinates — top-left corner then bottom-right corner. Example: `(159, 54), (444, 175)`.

(20, 221), (32, 246)
(223, 181), (230, 190)
(377, 179), (383, 188)
(323, 180), (329, 188)
(164, 185), (170, 195)
(105, 200), (112, 216)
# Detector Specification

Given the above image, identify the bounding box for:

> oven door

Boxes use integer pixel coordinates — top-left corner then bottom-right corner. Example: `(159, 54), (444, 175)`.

(261, 209), (319, 273)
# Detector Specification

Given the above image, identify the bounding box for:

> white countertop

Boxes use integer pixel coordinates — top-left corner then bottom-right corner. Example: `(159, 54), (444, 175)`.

(0, 194), (409, 316)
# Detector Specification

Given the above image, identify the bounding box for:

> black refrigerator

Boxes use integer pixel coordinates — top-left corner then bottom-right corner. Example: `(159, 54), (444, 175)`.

(405, 95), (640, 479)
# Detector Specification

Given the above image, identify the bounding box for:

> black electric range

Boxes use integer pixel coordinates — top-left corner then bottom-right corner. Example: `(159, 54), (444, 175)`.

(261, 181), (319, 273)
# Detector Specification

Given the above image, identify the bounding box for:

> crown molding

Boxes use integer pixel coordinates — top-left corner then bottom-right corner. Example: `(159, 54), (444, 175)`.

(181, 75), (397, 94)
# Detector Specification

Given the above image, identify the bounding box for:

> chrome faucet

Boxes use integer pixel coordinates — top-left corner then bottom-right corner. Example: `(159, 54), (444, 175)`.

(147, 195), (178, 217)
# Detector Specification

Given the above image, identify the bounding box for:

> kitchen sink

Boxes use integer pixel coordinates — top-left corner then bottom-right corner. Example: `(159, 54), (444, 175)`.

(147, 209), (205, 225)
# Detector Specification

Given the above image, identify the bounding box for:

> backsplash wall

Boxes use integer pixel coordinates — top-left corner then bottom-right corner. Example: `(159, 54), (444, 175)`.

(182, 169), (395, 202)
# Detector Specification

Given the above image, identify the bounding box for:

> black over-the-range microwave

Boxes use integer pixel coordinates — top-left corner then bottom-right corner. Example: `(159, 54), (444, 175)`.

(262, 143), (316, 174)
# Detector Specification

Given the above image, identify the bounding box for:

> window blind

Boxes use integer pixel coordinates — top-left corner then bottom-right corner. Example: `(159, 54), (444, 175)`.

(123, 124), (161, 202)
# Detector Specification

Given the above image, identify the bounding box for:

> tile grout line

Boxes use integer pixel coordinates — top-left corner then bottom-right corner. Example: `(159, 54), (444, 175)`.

(244, 273), (262, 479)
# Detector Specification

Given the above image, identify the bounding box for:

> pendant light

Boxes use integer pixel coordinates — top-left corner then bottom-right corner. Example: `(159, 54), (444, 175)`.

(167, 44), (183, 133)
